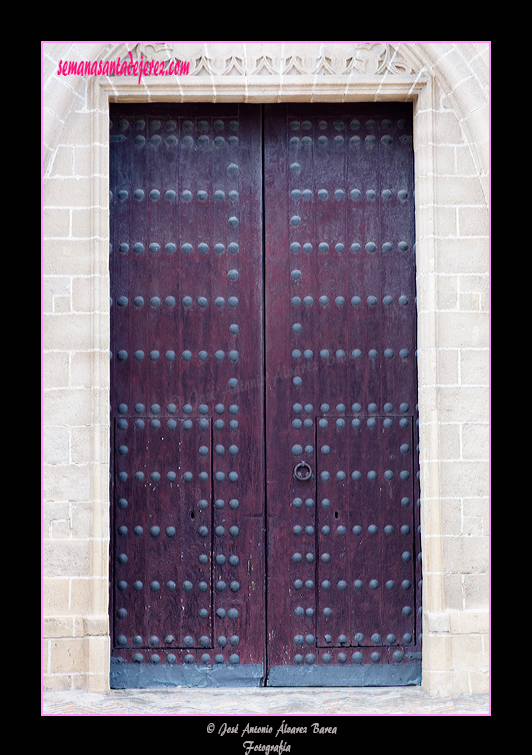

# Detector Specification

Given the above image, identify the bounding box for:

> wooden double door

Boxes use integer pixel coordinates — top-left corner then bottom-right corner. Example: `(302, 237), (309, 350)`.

(109, 103), (421, 687)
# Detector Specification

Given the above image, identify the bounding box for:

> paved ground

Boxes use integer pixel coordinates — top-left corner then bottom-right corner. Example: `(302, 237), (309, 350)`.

(42, 687), (490, 716)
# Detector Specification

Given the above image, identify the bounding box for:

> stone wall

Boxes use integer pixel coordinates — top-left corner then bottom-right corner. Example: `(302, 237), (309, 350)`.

(42, 42), (489, 694)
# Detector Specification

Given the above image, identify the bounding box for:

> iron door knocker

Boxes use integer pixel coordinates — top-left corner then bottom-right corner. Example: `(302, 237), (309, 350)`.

(293, 461), (313, 481)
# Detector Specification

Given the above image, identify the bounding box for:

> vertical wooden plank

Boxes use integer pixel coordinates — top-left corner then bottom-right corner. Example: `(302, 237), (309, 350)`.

(265, 105), (317, 667)
(316, 415), (354, 647)
(209, 107), (265, 665)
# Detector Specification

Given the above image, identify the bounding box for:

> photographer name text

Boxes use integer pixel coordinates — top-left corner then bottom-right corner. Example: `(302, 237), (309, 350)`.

(206, 720), (338, 753)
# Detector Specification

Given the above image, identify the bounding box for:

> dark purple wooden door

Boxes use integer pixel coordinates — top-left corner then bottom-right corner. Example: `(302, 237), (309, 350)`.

(264, 104), (421, 685)
(110, 103), (421, 688)
(109, 104), (265, 687)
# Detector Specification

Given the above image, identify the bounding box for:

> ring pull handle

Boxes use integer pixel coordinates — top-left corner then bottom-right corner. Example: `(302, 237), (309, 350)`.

(293, 461), (313, 481)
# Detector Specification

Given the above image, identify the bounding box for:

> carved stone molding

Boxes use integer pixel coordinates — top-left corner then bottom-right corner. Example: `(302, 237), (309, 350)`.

(130, 42), (421, 77)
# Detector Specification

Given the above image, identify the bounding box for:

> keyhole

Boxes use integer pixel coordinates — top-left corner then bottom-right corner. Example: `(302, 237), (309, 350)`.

(190, 510), (195, 519)
(334, 511), (339, 519)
